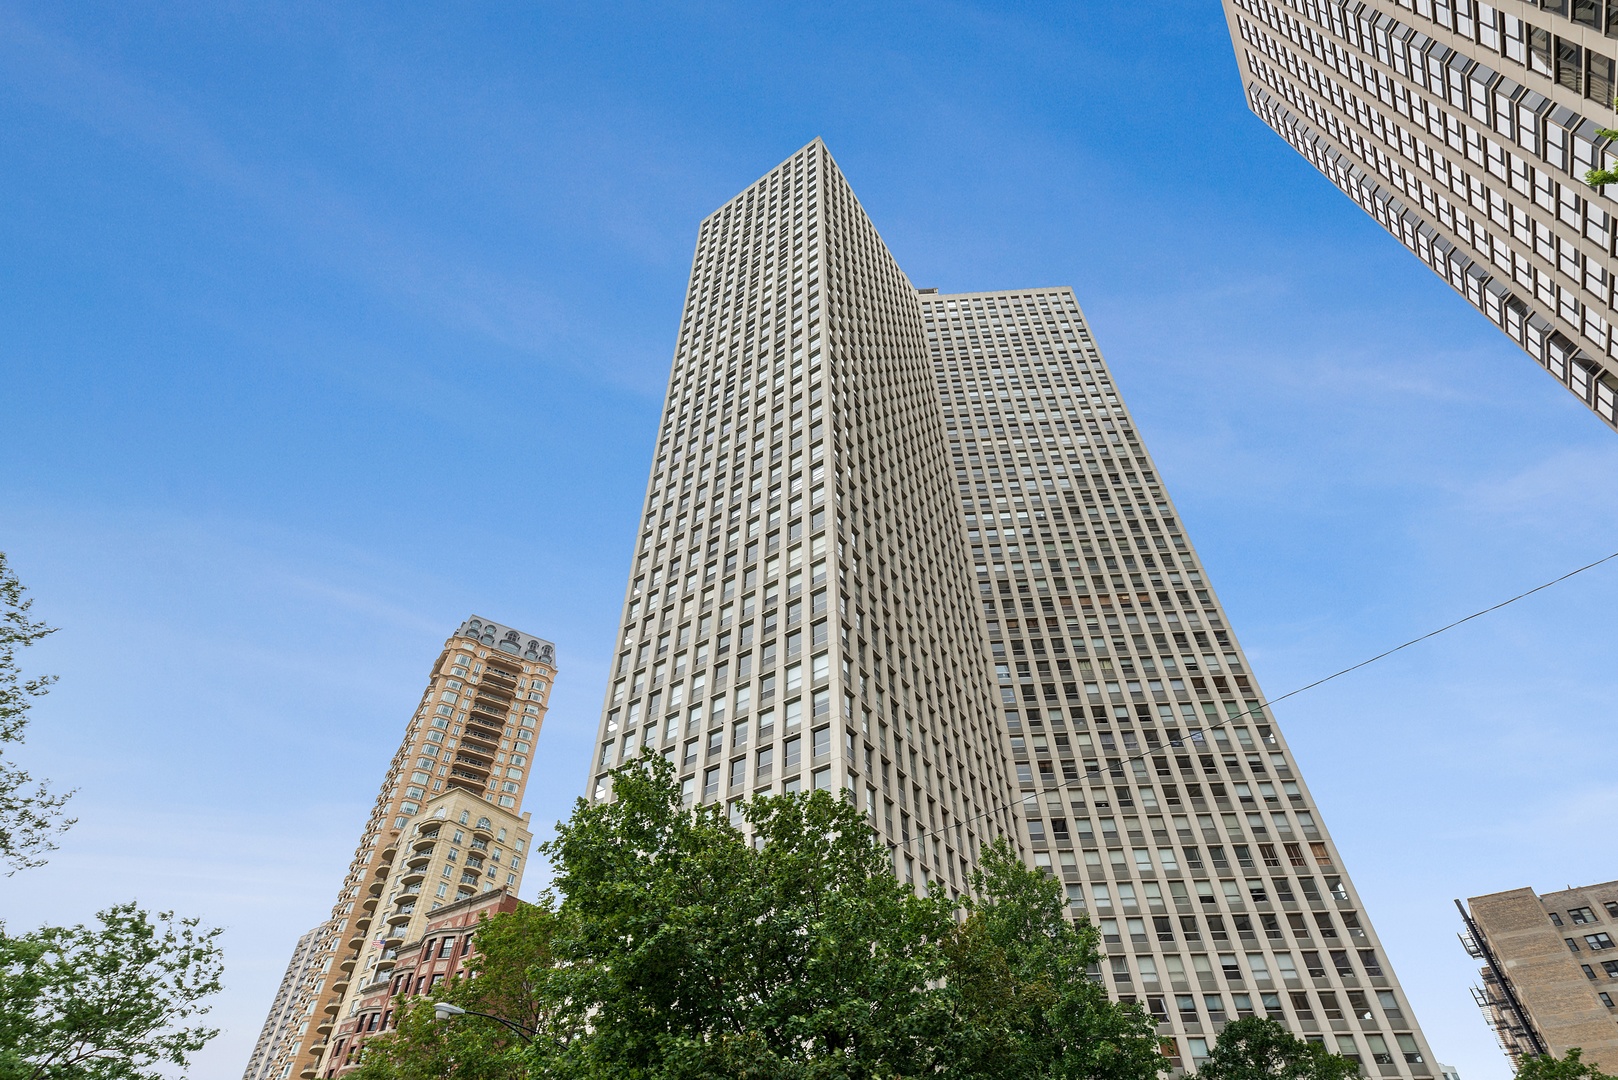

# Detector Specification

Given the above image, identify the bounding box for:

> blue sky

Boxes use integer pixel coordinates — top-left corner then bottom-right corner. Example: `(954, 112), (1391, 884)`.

(2, 3), (1616, 1077)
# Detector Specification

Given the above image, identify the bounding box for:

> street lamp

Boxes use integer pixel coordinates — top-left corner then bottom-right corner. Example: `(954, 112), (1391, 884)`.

(431, 1001), (537, 1042)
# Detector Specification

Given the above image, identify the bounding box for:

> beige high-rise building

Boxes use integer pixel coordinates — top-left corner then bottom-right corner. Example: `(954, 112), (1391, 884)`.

(256, 617), (556, 1080)
(322, 788), (532, 1077)
(1460, 882), (1618, 1071)
(588, 139), (1439, 1072)
(1219, 0), (1618, 431)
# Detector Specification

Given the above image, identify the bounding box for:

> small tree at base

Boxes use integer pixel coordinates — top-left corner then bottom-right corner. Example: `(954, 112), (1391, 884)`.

(1194, 1016), (1360, 1080)
(1515, 1048), (1617, 1080)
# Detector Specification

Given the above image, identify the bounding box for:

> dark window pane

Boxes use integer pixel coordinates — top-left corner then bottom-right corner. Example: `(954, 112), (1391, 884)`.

(1558, 37), (1584, 93)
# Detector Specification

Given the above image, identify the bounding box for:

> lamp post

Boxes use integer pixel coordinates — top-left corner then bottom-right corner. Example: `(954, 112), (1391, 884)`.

(431, 1001), (537, 1043)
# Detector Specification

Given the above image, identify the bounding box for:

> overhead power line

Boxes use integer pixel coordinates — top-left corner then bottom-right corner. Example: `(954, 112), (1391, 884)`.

(905, 547), (1618, 850)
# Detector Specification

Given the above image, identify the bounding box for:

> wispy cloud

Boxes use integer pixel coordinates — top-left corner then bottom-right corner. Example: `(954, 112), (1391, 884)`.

(0, 7), (661, 385)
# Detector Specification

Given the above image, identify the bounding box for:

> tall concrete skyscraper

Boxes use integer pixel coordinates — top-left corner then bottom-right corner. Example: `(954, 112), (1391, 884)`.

(590, 139), (1021, 894)
(923, 286), (1438, 1073)
(256, 617), (556, 1080)
(590, 139), (1439, 1071)
(1220, 0), (1618, 431)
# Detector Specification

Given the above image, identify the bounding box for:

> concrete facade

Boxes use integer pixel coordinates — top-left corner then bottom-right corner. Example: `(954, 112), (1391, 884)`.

(1220, 0), (1618, 431)
(587, 139), (1023, 895)
(923, 286), (1438, 1074)
(587, 140), (1438, 1074)
(1462, 881), (1618, 1070)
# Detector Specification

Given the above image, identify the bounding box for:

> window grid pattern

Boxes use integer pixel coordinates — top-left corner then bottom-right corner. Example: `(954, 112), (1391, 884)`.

(923, 287), (1438, 1075)
(590, 140), (1020, 897)
(1222, 0), (1618, 429)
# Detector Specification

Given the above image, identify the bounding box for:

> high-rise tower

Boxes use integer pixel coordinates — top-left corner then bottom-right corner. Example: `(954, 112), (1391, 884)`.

(257, 617), (556, 1080)
(923, 286), (1438, 1073)
(590, 139), (1440, 1071)
(1219, 0), (1618, 431)
(589, 139), (1022, 894)
(242, 924), (326, 1080)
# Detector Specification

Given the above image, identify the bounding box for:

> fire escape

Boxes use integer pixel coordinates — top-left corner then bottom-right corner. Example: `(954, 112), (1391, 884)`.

(1456, 899), (1548, 1069)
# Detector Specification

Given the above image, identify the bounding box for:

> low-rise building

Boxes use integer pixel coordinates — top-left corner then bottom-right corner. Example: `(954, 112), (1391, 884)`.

(326, 888), (524, 1076)
(1459, 881), (1618, 1072)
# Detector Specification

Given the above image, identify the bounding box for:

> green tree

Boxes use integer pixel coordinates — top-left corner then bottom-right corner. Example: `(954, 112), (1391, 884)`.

(352, 754), (1166, 1080)
(941, 840), (1163, 1080)
(348, 903), (571, 1080)
(537, 753), (958, 1079)
(1516, 1048), (1616, 1080)
(0, 551), (74, 874)
(1194, 1016), (1359, 1080)
(0, 902), (224, 1080)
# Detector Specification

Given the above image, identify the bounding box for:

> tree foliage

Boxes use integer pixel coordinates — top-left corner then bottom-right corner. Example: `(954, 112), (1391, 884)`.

(348, 903), (568, 1080)
(352, 754), (1164, 1080)
(1515, 1048), (1616, 1080)
(0, 902), (224, 1080)
(1193, 1016), (1360, 1080)
(944, 843), (1164, 1080)
(0, 551), (74, 874)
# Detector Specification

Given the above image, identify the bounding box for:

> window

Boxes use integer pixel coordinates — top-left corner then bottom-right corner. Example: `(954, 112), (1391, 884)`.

(1584, 933), (1614, 950)
(1531, 25), (1554, 75)
(1396, 1034), (1424, 1064)
(703, 766), (719, 800)
(1570, 907), (1597, 925)
(1551, 911), (1566, 926)
(729, 758), (746, 789)
(1557, 36), (1584, 93)
(1590, 53), (1616, 109)
(1569, 937), (1584, 952)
